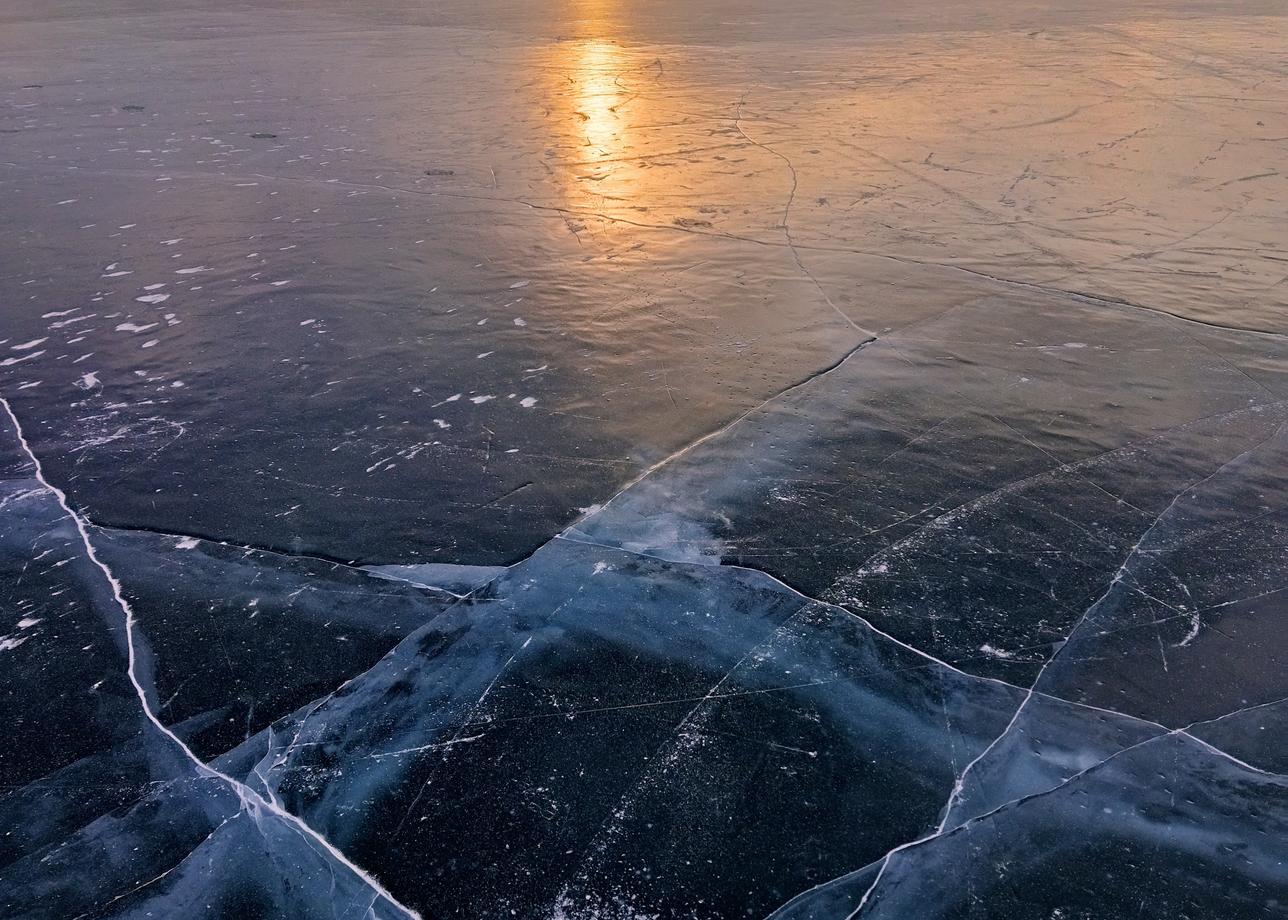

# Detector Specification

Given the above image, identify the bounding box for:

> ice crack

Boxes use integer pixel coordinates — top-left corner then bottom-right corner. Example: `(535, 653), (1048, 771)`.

(0, 396), (422, 920)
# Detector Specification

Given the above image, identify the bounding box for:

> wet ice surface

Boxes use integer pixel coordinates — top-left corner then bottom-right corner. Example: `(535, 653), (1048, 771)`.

(1, 1), (1286, 918)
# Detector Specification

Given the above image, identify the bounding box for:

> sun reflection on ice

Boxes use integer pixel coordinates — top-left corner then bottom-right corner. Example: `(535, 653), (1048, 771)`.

(572, 39), (631, 156)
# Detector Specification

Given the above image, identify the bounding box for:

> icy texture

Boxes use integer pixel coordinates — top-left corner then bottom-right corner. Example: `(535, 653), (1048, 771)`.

(1, 1), (1286, 918)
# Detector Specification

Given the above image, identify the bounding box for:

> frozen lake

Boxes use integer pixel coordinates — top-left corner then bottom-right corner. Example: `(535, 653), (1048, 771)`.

(1, 2), (1286, 917)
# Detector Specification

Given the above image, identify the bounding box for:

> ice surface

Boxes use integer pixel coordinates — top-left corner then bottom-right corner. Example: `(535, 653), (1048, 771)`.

(1, 1), (1286, 918)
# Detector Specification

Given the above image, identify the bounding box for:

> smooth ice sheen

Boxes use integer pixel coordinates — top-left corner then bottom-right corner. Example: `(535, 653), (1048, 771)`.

(1, 1), (1285, 918)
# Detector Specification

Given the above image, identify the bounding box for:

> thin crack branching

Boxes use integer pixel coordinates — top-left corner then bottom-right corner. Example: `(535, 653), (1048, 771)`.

(768, 692), (1287, 920)
(562, 531), (1288, 779)
(563, 335), (875, 534)
(936, 416), (1286, 829)
(731, 91), (877, 339)
(547, 597), (816, 917)
(826, 419), (1288, 918)
(389, 628), (541, 840)
(828, 401), (1285, 591)
(554, 534), (1242, 745)
(5, 158), (1283, 338)
(68, 815), (238, 920)
(0, 396), (423, 920)
(248, 540), (547, 794)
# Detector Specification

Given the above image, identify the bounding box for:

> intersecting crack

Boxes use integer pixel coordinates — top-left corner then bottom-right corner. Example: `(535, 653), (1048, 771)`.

(0, 397), (423, 920)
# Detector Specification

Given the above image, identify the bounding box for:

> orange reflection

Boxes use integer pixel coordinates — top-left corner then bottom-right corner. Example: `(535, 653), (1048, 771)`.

(573, 40), (629, 156)
(543, 38), (650, 204)
(542, 37), (736, 227)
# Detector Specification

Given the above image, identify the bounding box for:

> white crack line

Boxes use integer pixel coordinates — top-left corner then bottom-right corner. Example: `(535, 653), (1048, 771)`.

(0, 396), (422, 920)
